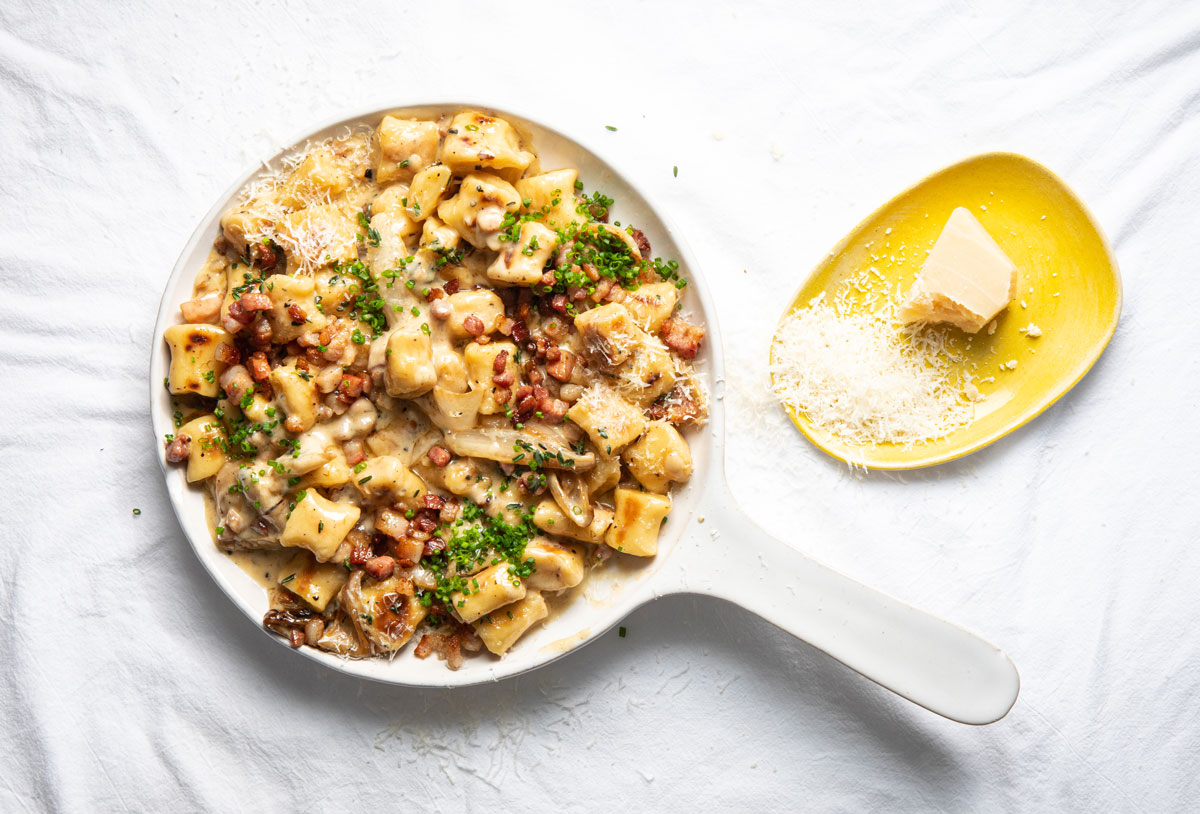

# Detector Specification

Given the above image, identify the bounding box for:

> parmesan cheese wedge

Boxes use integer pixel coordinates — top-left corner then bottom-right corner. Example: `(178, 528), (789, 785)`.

(899, 207), (1018, 333)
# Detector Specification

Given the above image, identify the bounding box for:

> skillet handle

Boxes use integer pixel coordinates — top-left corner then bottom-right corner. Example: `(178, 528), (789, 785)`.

(659, 493), (1020, 725)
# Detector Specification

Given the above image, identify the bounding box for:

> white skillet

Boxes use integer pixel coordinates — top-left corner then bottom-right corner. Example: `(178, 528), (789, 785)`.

(150, 102), (1020, 725)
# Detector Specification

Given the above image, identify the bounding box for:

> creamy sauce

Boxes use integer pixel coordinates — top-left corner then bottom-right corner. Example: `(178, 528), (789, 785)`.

(208, 492), (292, 589)
(230, 548), (294, 590)
(540, 627), (592, 654)
(172, 111), (707, 666)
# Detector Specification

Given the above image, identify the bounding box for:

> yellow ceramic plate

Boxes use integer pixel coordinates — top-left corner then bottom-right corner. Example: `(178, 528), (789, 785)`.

(771, 153), (1122, 469)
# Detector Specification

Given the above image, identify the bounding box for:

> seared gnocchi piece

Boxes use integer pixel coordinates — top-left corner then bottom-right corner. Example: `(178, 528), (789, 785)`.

(406, 165), (452, 222)
(299, 452), (353, 489)
(446, 289), (505, 339)
(566, 384), (647, 453)
(464, 341), (519, 415)
(474, 591), (548, 656)
(277, 144), (357, 209)
(575, 302), (676, 405)
(451, 563), (527, 624)
(164, 324), (231, 397)
(274, 203), (358, 273)
(440, 110), (535, 180)
(263, 274), (327, 344)
(623, 421), (693, 493)
(385, 327), (437, 398)
(352, 455), (426, 506)
(522, 537), (586, 591)
(516, 169), (584, 229)
(574, 303), (641, 368)
(437, 172), (521, 250)
(487, 221), (556, 286)
(621, 282), (679, 333)
(376, 115), (439, 183)
(278, 551), (349, 612)
(269, 362), (319, 433)
(281, 491), (361, 562)
(606, 488), (671, 557)
(176, 414), (226, 482)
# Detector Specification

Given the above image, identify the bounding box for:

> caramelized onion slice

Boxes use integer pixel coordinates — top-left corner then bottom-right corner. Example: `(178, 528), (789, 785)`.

(549, 471), (593, 527)
(431, 386), (485, 431)
(442, 426), (594, 471)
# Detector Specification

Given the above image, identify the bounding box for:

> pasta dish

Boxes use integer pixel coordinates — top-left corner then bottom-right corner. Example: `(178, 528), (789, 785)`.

(161, 110), (706, 667)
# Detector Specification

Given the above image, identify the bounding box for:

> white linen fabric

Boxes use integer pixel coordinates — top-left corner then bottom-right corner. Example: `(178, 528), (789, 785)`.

(1, 1), (1197, 810)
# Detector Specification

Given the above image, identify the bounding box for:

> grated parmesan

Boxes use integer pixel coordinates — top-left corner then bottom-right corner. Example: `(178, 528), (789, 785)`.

(234, 128), (373, 274)
(769, 295), (974, 448)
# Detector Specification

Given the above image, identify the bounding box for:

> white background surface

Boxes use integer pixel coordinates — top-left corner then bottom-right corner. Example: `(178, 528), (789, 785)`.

(2, 1), (1197, 810)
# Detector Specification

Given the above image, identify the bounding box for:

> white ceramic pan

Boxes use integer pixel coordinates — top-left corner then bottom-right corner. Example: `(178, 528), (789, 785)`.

(150, 103), (1020, 725)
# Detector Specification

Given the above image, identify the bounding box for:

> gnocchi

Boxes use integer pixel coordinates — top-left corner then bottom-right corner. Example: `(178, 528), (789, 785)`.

(162, 110), (707, 667)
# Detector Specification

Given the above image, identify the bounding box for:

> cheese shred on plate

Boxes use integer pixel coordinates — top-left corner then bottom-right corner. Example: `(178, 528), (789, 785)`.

(770, 295), (973, 447)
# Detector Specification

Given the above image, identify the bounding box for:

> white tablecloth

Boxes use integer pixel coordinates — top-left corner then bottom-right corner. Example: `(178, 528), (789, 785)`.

(2, 1), (1197, 810)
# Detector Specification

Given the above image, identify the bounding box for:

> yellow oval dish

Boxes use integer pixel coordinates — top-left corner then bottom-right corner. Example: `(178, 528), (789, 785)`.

(771, 153), (1122, 470)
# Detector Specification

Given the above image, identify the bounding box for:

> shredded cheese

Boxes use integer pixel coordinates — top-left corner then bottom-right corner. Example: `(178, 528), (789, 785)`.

(661, 356), (709, 427)
(769, 295), (973, 448)
(233, 128), (372, 274)
(575, 384), (642, 441)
